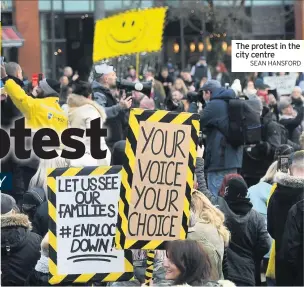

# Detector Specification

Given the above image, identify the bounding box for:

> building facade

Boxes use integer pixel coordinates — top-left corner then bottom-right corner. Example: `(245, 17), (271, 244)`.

(1, 0), (303, 79)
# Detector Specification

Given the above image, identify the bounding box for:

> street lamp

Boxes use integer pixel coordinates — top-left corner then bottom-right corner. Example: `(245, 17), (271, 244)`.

(198, 42), (204, 52)
(222, 42), (228, 52)
(173, 43), (180, 53)
(189, 42), (196, 52)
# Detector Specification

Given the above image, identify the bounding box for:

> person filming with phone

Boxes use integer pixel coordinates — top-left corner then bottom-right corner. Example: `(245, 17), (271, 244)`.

(91, 63), (132, 150)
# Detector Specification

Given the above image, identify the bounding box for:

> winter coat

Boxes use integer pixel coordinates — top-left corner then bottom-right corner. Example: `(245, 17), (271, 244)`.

(200, 88), (243, 172)
(188, 222), (225, 280)
(267, 172), (304, 286)
(32, 201), (48, 238)
(278, 199), (303, 286)
(1, 213), (41, 286)
(218, 199), (271, 286)
(156, 74), (174, 98)
(67, 94), (111, 166)
(3, 78), (68, 133)
(92, 81), (128, 147)
(248, 182), (272, 217)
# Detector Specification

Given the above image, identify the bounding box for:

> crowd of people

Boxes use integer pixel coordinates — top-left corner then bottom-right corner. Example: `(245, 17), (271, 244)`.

(1, 58), (304, 286)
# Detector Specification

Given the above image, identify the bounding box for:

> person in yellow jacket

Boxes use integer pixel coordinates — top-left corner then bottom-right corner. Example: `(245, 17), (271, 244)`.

(1, 64), (67, 133)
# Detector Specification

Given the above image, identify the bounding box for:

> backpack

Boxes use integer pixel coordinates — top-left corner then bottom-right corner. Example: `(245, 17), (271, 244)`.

(214, 98), (262, 148)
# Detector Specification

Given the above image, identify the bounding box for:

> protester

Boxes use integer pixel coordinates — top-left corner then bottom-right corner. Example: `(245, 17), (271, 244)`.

(215, 62), (230, 87)
(164, 240), (212, 286)
(278, 98), (303, 144)
(267, 150), (304, 286)
(25, 233), (49, 286)
(171, 78), (188, 97)
(1, 193), (41, 286)
(1, 64), (67, 132)
(1, 62), (22, 128)
(220, 177), (271, 286)
(230, 79), (242, 97)
(67, 81), (111, 166)
(200, 80), (243, 196)
(248, 160), (278, 219)
(91, 63), (132, 149)
(279, 199), (303, 286)
(243, 80), (256, 97)
(189, 191), (230, 280)
(191, 56), (211, 87)
(180, 69), (196, 91)
(156, 66), (173, 98)
(145, 67), (166, 109)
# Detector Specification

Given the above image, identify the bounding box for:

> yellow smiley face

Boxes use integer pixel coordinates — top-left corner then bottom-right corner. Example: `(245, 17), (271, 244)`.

(106, 13), (145, 53)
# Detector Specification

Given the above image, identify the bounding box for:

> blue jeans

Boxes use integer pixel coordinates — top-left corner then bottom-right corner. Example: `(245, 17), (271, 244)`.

(207, 169), (237, 197)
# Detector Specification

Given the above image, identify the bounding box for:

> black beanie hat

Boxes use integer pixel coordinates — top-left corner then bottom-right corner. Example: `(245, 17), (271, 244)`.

(224, 177), (248, 200)
(111, 140), (126, 166)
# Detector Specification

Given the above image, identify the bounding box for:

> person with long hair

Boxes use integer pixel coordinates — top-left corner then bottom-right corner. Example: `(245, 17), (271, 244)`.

(67, 81), (111, 166)
(164, 240), (234, 287)
(189, 191), (230, 280)
(164, 240), (212, 286)
(215, 62), (230, 87)
(171, 78), (188, 97)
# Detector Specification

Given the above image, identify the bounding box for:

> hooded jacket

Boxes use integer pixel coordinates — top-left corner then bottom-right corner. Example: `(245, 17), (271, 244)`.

(92, 81), (128, 146)
(219, 198), (271, 286)
(67, 94), (111, 166)
(200, 88), (243, 172)
(3, 78), (67, 133)
(1, 213), (41, 286)
(267, 172), (304, 286)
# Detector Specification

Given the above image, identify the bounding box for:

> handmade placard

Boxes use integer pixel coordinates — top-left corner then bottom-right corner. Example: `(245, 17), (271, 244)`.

(115, 109), (200, 250)
(47, 166), (134, 285)
(93, 7), (167, 62)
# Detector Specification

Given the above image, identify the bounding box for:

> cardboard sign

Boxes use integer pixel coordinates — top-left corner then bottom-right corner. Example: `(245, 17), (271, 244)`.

(263, 73), (297, 96)
(93, 7), (167, 62)
(115, 109), (200, 250)
(47, 166), (134, 285)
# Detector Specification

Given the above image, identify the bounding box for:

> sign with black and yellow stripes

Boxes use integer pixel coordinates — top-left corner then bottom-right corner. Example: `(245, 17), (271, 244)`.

(115, 109), (200, 250)
(47, 166), (134, 285)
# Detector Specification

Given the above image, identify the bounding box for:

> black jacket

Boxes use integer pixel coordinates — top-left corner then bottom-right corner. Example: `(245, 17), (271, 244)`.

(278, 199), (303, 286)
(291, 97), (304, 115)
(92, 83), (128, 147)
(218, 199), (270, 286)
(1, 213), (41, 286)
(267, 172), (304, 286)
(32, 201), (48, 237)
(279, 107), (303, 143)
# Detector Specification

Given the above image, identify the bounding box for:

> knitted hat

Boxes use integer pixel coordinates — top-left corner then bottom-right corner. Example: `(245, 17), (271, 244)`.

(247, 94), (263, 115)
(39, 78), (60, 96)
(278, 99), (292, 112)
(1, 193), (16, 215)
(224, 177), (248, 200)
(111, 140), (126, 166)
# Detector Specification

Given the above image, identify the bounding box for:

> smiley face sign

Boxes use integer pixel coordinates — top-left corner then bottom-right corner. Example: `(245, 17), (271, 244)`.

(93, 7), (167, 62)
